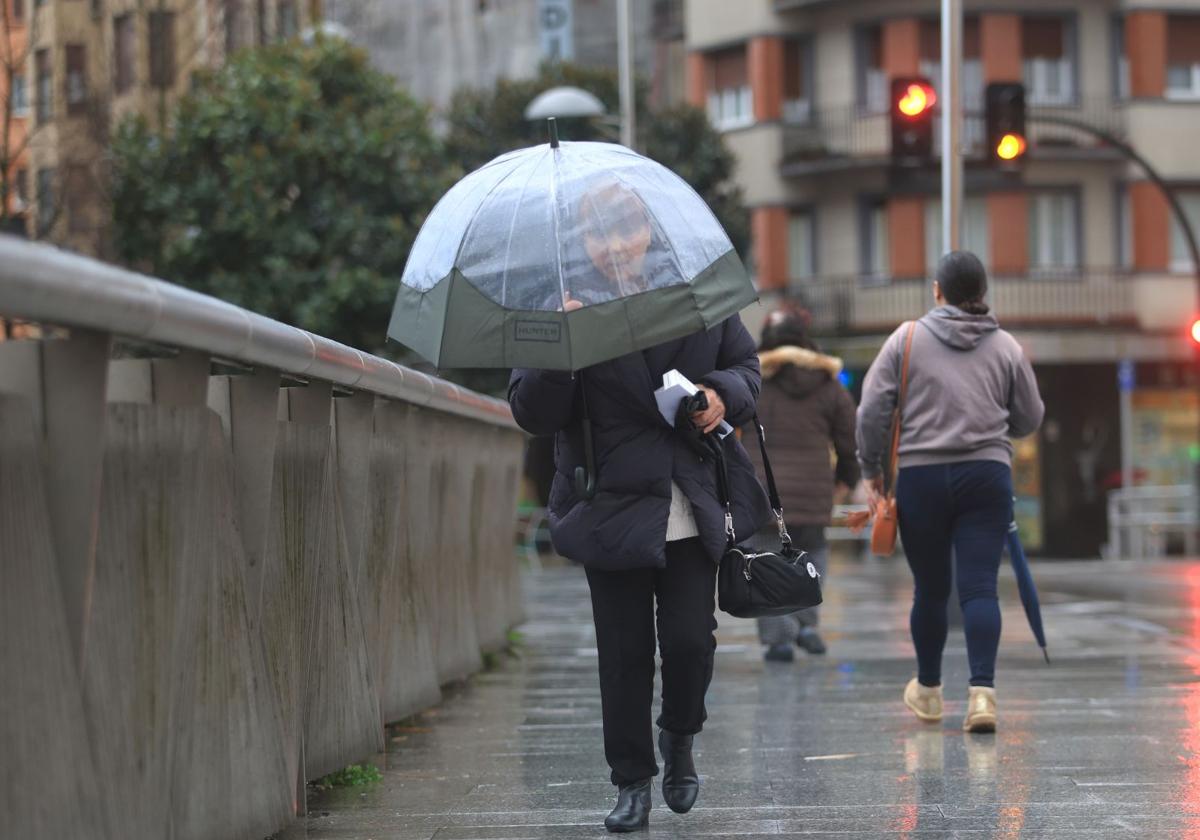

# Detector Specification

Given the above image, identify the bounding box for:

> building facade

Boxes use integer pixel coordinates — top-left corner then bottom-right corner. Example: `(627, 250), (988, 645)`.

(2, 0), (309, 254)
(685, 0), (1200, 556)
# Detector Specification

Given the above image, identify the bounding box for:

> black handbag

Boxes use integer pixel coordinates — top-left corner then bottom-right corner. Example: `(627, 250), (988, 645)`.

(711, 418), (823, 619)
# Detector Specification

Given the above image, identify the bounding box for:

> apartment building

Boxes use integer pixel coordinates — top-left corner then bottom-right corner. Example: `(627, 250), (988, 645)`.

(2, 0), (308, 254)
(686, 0), (1200, 556)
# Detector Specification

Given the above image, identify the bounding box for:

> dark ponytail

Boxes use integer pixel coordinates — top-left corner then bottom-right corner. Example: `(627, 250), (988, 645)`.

(936, 250), (990, 316)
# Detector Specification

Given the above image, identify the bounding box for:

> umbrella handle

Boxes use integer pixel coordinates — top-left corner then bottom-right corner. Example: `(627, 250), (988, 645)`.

(574, 465), (596, 499)
(574, 375), (597, 500)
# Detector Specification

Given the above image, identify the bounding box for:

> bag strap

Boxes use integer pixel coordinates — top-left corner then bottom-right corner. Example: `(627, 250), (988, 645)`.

(709, 416), (793, 549)
(885, 321), (918, 496)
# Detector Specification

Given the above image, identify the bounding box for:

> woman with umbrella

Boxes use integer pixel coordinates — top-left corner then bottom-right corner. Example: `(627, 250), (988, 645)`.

(389, 135), (770, 831)
(856, 251), (1044, 733)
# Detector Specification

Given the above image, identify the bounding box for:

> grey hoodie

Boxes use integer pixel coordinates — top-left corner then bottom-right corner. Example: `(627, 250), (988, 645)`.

(856, 305), (1044, 479)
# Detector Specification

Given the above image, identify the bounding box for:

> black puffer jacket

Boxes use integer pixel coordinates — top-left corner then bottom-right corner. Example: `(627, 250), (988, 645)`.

(509, 316), (771, 571)
(745, 346), (860, 526)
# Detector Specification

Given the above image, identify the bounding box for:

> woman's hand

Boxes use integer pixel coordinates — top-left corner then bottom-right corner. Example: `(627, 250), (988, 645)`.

(865, 475), (885, 504)
(692, 385), (726, 434)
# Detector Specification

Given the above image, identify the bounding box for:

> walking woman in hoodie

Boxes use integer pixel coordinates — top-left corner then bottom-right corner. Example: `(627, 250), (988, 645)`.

(857, 251), (1044, 733)
(745, 305), (860, 662)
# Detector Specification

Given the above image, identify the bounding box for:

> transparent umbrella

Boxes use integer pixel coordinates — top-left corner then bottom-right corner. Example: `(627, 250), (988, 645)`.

(388, 129), (755, 371)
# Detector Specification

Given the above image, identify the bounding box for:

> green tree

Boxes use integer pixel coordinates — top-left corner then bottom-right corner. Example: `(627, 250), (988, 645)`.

(444, 63), (748, 258)
(112, 37), (451, 353)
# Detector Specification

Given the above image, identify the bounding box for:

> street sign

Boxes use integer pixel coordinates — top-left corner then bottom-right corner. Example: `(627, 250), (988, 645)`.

(539, 0), (574, 61)
(1118, 359), (1135, 392)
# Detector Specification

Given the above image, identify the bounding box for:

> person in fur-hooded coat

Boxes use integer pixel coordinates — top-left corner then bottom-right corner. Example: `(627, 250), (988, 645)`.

(744, 305), (860, 661)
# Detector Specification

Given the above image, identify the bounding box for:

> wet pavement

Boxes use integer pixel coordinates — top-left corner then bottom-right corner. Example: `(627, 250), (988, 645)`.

(280, 551), (1200, 838)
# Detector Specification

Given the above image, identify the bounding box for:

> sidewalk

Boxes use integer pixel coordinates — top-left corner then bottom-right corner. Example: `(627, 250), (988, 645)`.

(281, 553), (1200, 838)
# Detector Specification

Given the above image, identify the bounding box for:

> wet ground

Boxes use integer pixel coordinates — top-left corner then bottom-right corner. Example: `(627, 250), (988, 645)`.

(280, 551), (1200, 838)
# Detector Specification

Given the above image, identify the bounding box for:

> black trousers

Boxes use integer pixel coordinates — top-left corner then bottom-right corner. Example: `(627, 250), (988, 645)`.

(584, 538), (718, 786)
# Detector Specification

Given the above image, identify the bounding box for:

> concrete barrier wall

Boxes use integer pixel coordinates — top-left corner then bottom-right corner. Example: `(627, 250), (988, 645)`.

(0, 239), (526, 840)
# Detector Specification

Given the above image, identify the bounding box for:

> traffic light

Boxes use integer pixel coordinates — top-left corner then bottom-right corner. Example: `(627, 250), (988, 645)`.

(891, 77), (937, 164)
(1190, 316), (1200, 347)
(986, 82), (1027, 167)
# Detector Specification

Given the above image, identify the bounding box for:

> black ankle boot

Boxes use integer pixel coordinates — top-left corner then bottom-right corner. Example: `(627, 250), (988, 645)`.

(604, 779), (651, 833)
(658, 729), (700, 814)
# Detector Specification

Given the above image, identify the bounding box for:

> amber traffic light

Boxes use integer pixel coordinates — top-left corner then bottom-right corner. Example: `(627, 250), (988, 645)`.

(891, 77), (937, 164)
(986, 82), (1027, 167)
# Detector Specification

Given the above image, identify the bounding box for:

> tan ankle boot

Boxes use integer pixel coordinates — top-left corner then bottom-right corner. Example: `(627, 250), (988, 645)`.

(903, 678), (943, 723)
(963, 686), (997, 733)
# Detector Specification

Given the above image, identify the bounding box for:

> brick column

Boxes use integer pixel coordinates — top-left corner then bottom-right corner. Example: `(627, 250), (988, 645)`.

(988, 192), (1029, 274)
(686, 51), (707, 109)
(1125, 12), (1167, 98)
(749, 37), (783, 122)
(1130, 181), (1170, 270)
(887, 197), (925, 278)
(882, 18), (920, 77)
(752, 206), (789, 290)
(981, 14), (1022, 83)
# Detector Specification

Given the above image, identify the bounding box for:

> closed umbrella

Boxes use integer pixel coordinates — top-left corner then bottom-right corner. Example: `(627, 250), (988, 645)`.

(387, 128), (756, 372)
(1007, 520), (1050, 664)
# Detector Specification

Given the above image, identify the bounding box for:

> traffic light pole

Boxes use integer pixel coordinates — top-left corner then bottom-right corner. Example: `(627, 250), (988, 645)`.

(941, 0), (963, 253)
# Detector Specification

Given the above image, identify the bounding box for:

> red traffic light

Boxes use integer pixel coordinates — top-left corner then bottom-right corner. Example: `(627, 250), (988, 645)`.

(896, 82), (937, 118)
(1191, 317), (1200, 345)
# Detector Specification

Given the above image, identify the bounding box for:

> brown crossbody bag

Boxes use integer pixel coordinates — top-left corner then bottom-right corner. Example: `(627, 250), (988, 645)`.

(869, 321), (917, 557)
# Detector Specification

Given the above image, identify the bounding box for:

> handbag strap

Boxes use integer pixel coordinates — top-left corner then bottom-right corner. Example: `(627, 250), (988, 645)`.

(885, 322), (918, 496)
(709, 415), (793, 549)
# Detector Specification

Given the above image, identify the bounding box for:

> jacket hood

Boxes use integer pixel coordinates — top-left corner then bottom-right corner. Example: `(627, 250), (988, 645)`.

(919, 305), (999, 350)
(759, 346), (843, 398)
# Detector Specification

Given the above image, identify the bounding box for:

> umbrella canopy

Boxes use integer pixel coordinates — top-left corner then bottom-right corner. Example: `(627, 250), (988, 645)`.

(1007, 521), (1050, 663)
(387, 140), (756, 371)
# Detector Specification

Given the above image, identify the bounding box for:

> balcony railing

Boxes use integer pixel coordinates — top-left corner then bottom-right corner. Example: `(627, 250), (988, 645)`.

(793, 269), (1139, 336)
(780, 97), (1127, 176)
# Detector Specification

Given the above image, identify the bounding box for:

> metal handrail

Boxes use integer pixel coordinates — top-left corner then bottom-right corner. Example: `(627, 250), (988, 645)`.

(0, 236), (517, 429)
(1106, 485), (1199, 559)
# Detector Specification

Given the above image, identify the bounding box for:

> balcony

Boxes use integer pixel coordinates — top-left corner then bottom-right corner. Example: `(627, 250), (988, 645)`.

(780, 97), (1127, 178)
(793, 269), (1142, 337)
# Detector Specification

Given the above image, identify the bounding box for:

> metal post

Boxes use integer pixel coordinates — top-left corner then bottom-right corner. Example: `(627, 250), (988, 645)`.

(941, 0), (963, 254)
(1119, 359), (1135, 510)
(617, 0), (635, 149)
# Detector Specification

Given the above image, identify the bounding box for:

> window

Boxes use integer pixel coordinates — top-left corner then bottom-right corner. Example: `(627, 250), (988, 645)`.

(788, 210), (816, 282)
(1116, 184), (1132, 270)
(1170, 191), (1200, 272)
(149, 11), (176, 89)
(11, 73), (28, 116)
(1028, 191), (1080, 270)
(66, 166), (90, 235)
(11, 0), (23, 22)
(35, 167), (54, 233)
(14, 167), (28, 211)
(704, 46), (751, 130)
(862, 198), (889, 278)
(782, 39), (812, 124)
(925, 197), (988, 272)
(1022, 17), (1075, 106)
(858, 25), (886, 113)
(34, 48), (50, 123)
(277, 0), (297, 39)
(1113, 16), (1129, 100)
(224, 0), (242, 55)
(1166, 16), (1200, 100)
(114, 14), (135, 93)
(65, 44), (87, 115)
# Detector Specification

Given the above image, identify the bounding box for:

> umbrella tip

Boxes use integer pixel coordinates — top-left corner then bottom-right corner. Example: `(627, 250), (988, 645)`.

(1042, 647), (1051, 665)
(547, 117), (560, 149)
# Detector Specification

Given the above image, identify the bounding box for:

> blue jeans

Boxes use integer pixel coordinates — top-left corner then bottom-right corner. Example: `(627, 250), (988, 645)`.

(896, 461), (1013, 688)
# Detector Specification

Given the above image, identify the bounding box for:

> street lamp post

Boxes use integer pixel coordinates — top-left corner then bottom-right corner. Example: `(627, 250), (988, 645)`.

(941, 0), (963, 254)
(617, 0), (635, 149)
